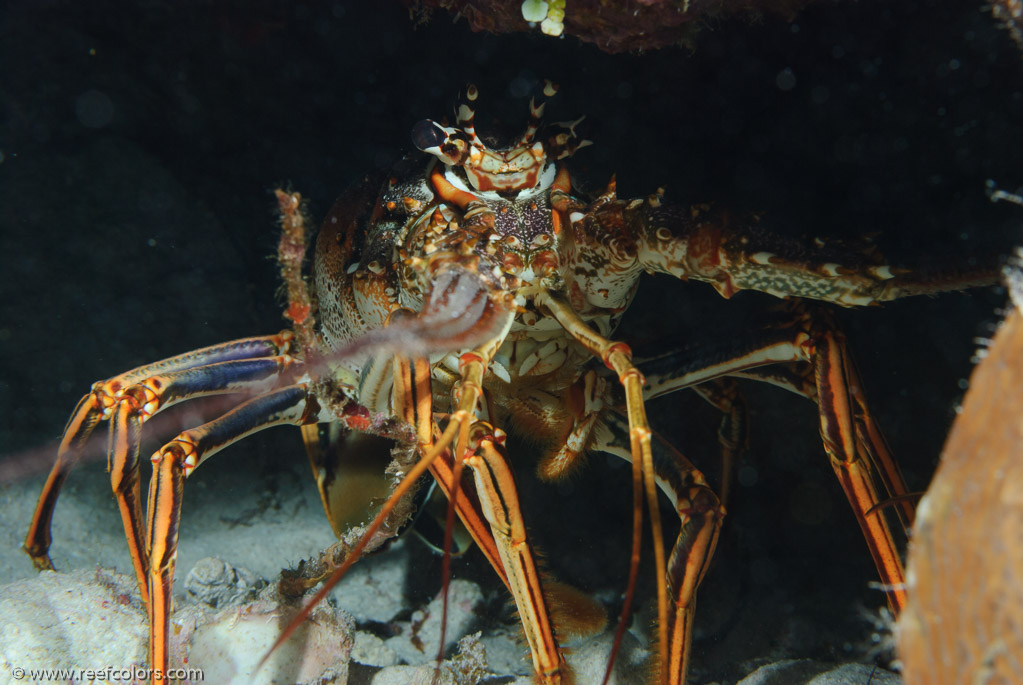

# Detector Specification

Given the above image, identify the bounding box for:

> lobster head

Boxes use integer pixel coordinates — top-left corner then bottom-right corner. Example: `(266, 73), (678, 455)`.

(411, 81), (590, 194)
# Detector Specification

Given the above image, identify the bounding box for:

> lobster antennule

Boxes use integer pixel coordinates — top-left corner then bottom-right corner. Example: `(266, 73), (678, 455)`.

(519, 79), (559, 146)
(455, 83), (482, 145)
(410, 84), (486, 170)
(545, 115), (592, 161)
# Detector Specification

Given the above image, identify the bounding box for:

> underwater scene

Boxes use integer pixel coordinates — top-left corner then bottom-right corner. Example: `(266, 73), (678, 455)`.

(1, 1), (1021, 684)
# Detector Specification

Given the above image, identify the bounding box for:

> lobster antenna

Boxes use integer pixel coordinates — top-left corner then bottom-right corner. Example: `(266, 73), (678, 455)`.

(519, 79), (559, 146)
(455, 84), (482, 148)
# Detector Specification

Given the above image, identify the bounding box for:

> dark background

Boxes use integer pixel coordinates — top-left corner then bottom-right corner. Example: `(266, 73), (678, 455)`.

(2, 1), (1021, 681)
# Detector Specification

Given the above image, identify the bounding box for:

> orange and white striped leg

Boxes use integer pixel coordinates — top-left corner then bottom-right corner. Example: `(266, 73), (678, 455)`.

(810, 327), (907, 611)
(733, 361), (914, 531)
(147, 383), (318, 676)
(639, 310), (909, 614)
(465, 424), (568, 683)
(262, 338), (543, 675)
(396, 353), (512, 587)
(687, 378), (748, 509)
(594, 411), (726, 685)
(427, 346), (565, 682)
(24, 334), (294, 599)
(534, 289), (671, 683)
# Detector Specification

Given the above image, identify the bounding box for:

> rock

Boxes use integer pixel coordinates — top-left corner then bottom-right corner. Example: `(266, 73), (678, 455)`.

(383, 579), (484, 666)
(372, 633), (488, 685)
(0, 568), (147, 681)
(444, 633), (489, 684)
(479, 623), (649, 684)
(478, 626), (533, 678)
(329, 539), (414, 624)
(562, 628), (649, 685)
(371, 664), (456, 685)
(737, 659), (901, 685)
(184, 556), (262, 608)
(0, 569), (354, 685)
(352, 631), (397, 668)
(168, 585), (354, 685)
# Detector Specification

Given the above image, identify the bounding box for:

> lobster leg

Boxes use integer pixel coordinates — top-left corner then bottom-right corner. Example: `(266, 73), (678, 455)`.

(844, 360), (915, 529)
(464, 424), (567, 683)
(417, 367), (602, 682)
(423, 440), (513, 591)
(396, 352), (510, 579)
(534, 289), (672, 682)
(392, 351), (526, 665)
(429, 347), (566, 683)
(146, 384), (319, 676)
(116, 356), (300, 603)
(806, 327), (908, 610)
(297, 339), (564, 682)
(263, 337), (569, 684)
(637, 309), (909, 614)
(594, 413), (727, 685)
(686, 378), (748, 509)
(25, 393), (104, 570)
(515, 374), (744, 682)
(24, 334), (293, 579)
(735, 362), (914, 531)
(696, 357), (913, 529)
(533, 370), (609, 481)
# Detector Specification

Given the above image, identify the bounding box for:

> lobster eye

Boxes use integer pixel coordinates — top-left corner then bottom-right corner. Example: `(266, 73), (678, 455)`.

(412, 120), (447, 152)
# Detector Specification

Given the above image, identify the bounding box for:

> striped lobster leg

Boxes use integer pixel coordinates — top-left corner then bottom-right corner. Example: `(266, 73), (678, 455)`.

(24, 333), (296, 604)
(638, 305), (911, 617)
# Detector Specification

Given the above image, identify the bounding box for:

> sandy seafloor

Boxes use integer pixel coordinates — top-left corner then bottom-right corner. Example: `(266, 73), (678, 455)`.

(1, 1), (1022, 683)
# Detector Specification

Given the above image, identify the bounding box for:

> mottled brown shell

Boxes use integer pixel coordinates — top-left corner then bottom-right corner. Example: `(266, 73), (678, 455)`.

(314, 172), (400, 350)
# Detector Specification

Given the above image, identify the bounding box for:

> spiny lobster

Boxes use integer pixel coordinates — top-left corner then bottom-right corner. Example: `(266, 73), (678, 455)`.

(25, 81), (993, 683)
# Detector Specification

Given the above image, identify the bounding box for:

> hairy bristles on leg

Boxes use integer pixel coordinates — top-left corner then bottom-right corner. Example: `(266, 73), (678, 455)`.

(545, 580), (608, 639)
(274, 189), (317, 356)
(535, 372), (607, 482)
